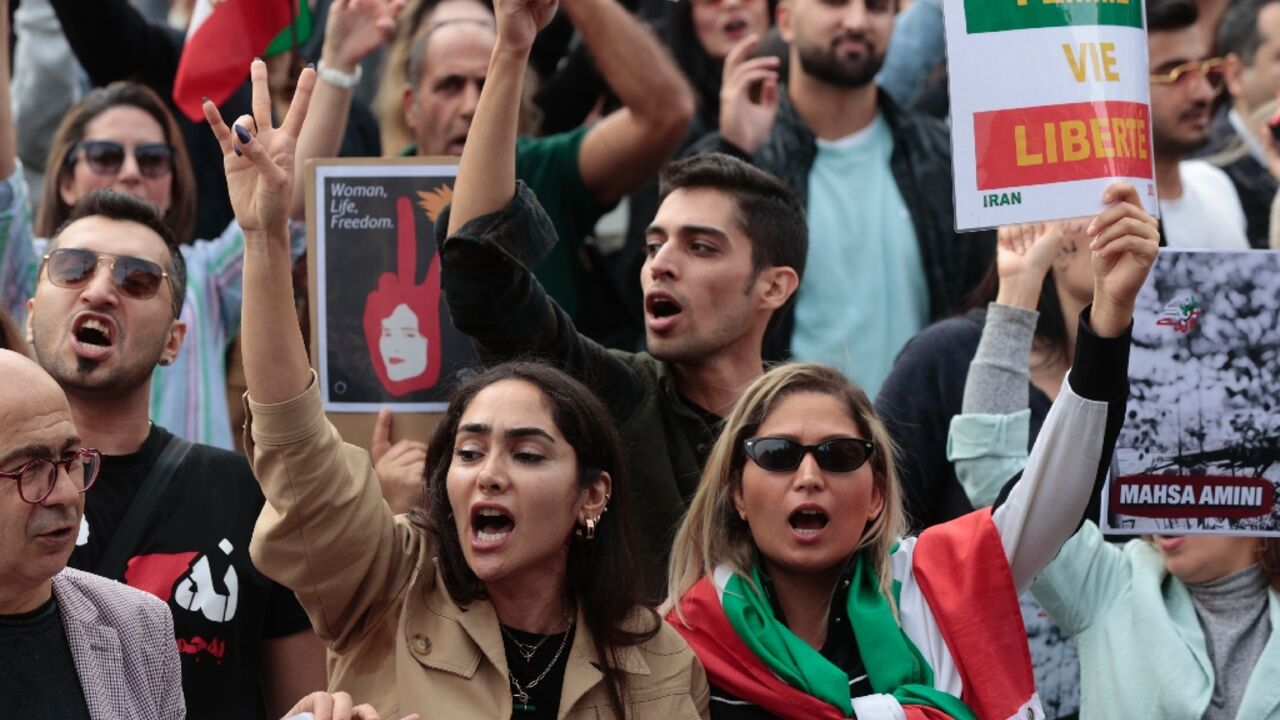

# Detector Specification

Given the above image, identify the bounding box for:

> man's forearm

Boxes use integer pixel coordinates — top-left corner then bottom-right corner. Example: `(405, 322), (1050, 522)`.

(290, 77), (355, 221)
(448, 44), (528, 235)
(561, 0), (693, 129)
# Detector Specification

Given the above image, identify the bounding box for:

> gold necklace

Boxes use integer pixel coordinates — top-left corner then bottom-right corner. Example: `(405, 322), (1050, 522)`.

(507, 616), (574, 714)
(500, 611), (569, 663)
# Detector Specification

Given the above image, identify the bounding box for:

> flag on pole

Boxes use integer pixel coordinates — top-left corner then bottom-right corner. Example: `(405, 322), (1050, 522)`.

(172, 0), (303, 122)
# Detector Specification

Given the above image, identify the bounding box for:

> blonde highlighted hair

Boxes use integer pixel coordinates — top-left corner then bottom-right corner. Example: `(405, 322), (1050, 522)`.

(664, 363), (908, 618)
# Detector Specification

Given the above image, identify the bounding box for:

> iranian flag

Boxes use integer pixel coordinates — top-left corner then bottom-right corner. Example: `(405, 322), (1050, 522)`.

(172, 0), (300, 122)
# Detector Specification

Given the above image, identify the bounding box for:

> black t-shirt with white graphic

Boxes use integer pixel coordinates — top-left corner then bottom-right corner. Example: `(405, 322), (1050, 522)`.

(68, 425), (311, 720)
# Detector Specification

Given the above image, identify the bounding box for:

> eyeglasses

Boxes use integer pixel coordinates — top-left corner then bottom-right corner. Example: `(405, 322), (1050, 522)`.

(67, 140), (175, 179)
(1149, 57), (1226, 91)
(743, 436), (876, 473)
(42, 248), (177, 316)
(0, 448), (101, 504)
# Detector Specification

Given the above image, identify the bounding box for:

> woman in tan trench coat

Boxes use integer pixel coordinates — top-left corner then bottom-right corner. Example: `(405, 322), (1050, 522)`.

(202, 58), (708, 720)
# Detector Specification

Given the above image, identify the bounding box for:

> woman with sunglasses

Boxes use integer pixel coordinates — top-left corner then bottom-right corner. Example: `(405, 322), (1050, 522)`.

(0, 68), (303, 450)
(662, 187), (1158, 719)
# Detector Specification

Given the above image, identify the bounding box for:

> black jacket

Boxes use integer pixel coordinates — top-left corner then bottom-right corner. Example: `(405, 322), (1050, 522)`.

(688, 88), (995, 361)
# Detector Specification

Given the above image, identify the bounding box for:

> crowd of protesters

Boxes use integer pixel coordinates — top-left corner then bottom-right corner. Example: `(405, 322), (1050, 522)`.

(1, 0), (1278, 718)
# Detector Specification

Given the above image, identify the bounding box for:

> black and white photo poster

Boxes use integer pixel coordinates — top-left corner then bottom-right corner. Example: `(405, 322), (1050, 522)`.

(1103, 249), (1280, 536)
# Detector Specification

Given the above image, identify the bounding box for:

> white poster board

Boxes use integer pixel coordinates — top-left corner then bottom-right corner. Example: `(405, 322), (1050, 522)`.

(943, 0), (1160, 230)
(1102, 250), (1280, 537)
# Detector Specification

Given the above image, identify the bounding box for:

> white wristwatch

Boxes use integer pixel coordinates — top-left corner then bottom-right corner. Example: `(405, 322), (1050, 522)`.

(316, 60), (363, 89)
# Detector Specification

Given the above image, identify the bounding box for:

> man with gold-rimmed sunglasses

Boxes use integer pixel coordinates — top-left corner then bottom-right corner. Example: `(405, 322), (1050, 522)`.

(22, 189), (326, 719)
(0, 348), (183, 718)
(1193, 0), (1280, 249)
(1145, 0), (1249, 250)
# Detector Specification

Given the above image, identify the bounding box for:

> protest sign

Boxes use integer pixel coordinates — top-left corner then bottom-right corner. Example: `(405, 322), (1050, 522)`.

(943, 0), (1160, 230)
(1101, 250), (1280, 537)
(306, 158), (477, 448)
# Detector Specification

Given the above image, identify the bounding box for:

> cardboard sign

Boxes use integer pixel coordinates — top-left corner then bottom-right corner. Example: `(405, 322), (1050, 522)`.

(1101, 250), (1280, 537)
(306, 158), (477, 448)
(943, 0), (1160, 230)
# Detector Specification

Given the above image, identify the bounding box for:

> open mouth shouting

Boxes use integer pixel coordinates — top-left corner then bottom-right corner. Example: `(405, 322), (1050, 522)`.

(788, 505), (830, 541)
(644, 291), (684, 333)
(471, 503), (516, 549)
(722, 17), (750, 39)
(70, 312), (117, 361)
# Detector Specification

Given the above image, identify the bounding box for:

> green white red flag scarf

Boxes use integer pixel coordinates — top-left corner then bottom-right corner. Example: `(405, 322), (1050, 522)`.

(668, 508), (1040, 720)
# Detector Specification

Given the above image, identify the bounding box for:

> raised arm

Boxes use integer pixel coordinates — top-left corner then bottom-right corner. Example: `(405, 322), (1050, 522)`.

(49, 0), (181, 92)
(989, 184), (1159, 591)
(203, 62), (315, 403)
(946, 223), (1063, 506)
(288, 0), (404, 221)
(441, 1), (641, 412)
(565, 0), (695, 207)
(446, 0), (553, 233)
(206, 63), (426, 650)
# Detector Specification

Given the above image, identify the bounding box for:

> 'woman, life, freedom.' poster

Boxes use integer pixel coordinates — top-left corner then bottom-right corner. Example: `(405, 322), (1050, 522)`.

(942, 0), (1160, 230)
(307, 159), (477, 415)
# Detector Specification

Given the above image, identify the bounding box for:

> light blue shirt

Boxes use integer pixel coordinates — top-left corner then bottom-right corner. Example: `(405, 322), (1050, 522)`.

(791, 114), (929, 397)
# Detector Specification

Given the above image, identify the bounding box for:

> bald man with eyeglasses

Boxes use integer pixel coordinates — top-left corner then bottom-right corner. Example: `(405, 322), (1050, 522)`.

(0, 348), (183, 719)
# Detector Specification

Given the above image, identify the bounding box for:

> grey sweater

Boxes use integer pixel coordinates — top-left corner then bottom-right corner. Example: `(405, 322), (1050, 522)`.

(1191, 564), (1272, 720)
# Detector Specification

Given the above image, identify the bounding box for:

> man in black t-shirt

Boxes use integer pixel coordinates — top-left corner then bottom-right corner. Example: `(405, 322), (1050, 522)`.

(24, 190), (326, 718)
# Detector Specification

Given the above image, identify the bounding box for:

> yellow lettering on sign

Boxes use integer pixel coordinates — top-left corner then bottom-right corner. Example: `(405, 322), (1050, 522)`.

(1062, 42), (1121, 82)
(1015, 125), (1044, 166)
(1062, 120), (1090, 161)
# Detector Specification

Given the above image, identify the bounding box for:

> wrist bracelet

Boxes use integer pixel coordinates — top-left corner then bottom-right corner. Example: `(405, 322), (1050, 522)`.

(317, 60), (363, 89)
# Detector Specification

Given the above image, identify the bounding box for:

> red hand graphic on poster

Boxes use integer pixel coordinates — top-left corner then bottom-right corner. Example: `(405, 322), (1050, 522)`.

(362, 196), (443, 395)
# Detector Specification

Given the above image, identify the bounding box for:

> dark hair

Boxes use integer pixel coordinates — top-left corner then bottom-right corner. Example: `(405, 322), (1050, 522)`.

(1219, 0), (1280, 62)
(1145, 0), (1198, 31)
(412, 361), (657, 718)
(662, 0), (779, 131)
(0, 308), (24, 353)
(965, 261), (1071, 365)
(658, 153), (808, 334)
(1263, 539), (1280, 590)
(49, 189), (188, 318)
(39, 82), (198, 246)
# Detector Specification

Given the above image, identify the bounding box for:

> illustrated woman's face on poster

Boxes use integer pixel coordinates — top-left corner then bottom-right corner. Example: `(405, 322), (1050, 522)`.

(380, 303), (429, 382)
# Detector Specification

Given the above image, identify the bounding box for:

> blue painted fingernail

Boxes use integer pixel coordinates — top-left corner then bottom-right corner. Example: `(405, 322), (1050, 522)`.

(234, 125), (251, 144)
(234, 145), (242, 157)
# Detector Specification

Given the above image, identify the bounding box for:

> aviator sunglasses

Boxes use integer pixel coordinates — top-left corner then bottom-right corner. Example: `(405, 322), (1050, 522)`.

(42, 248), (177, 315)
(743, 436), (876, 473)
(66, 140), (175, 179)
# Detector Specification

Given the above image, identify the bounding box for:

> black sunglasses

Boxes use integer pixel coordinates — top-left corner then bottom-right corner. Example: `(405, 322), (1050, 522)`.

(67, 140), (175, 179)
(42, 248), (176, 315)
(743, 436), (876, 473)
